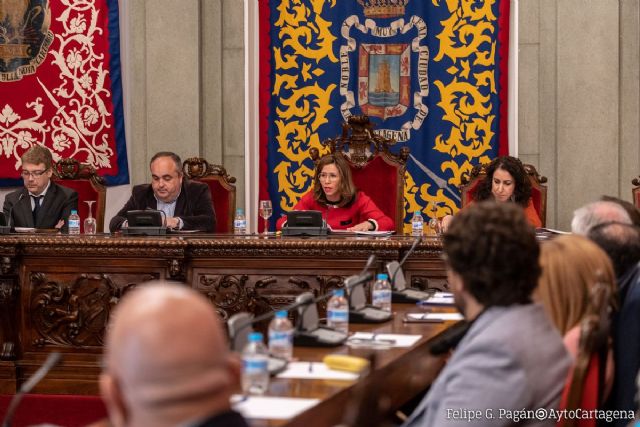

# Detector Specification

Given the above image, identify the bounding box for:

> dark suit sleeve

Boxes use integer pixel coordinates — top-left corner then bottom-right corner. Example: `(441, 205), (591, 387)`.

(109, 193), (139, 233)
(2, 195), (13, 223)
(179, 182), (215, 232)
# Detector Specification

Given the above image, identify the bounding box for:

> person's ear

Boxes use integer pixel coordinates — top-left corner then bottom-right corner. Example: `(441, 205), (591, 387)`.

(226, 353), (242, 388)
(100, 373), (129, 427)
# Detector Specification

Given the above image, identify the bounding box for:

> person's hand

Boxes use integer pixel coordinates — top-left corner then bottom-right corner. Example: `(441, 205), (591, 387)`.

(440, 215), (454, 233)
(55, 219), (64, 229)
(165, 217), (180, 229)
(347, 221), (373, 232)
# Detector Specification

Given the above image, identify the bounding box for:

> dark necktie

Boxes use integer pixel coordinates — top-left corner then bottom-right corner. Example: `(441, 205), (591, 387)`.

(32, 195), (43, 224)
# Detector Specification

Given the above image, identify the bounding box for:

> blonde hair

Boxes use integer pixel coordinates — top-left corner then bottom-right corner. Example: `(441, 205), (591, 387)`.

(535, 234), (617, 334)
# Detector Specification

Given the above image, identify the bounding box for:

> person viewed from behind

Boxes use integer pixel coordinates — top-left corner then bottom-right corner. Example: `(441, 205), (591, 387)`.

(109, 152), (215, 232)
(276, 153), (394, 231)
(402, 202), (570, 427)
(441, 156), (542, 232)
(2, 145), (78, 232)
(100, 282), (248, 427)
(571, 200), (631, 236)
(535, 234), (617, 398)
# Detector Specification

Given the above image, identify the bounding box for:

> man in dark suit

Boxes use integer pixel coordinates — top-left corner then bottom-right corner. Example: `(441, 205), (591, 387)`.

(100, 282), (249, 427)
(2, 145), (78, 232)
(109, 152), (215, 232)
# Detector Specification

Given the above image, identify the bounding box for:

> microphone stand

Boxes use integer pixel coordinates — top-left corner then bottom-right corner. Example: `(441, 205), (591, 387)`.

(388, 237), (437, 303)
(2, 352), (62, 427)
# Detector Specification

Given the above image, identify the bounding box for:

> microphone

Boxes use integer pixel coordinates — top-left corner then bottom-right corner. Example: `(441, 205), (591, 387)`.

(387, 236), (437, 303)
(347, 271), (392, 323)
(1, 193), (24, 234)
(2, 351), (62, 427)
(293, 292), (348, 347)
(428, 320), (470, 355)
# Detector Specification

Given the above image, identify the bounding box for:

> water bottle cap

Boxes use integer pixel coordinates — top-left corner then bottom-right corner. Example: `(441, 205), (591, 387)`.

(236, 208), (244, 214)
(248, 332), (263, 342)
(71, 209), (78, 214)
(333, 289), (344, 297)
(377, 273), (388, 280)
(275, 310), (287, 318)
(414, 211), (421, 216)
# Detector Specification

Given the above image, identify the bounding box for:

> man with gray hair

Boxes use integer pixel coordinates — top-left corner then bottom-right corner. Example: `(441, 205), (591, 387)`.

(100, 282), (248, 427)
(571, 200), (632, 235)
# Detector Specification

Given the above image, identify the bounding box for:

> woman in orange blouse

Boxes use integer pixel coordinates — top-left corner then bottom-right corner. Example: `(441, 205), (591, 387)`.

(442, 156), (542, 231)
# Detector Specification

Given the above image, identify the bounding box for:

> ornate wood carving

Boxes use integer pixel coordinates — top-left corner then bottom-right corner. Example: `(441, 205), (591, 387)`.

(0, 279), (18, 360)
(53, 158), (106, 187)
(168, 258), (186, 281)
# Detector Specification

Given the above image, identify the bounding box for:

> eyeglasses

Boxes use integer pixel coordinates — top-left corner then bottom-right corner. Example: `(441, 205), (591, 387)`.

(318, 173), (339, 181)
(21, 169), (48, 178)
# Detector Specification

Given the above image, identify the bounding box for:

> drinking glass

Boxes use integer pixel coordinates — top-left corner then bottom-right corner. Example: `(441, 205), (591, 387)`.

(84, 200), (97, 235)
(259, 200), (273, 234)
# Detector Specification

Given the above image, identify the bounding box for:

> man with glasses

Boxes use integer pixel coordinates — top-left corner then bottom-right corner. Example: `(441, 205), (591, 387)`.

(2, 145), (78, 232)
(109, 152), (215, 232)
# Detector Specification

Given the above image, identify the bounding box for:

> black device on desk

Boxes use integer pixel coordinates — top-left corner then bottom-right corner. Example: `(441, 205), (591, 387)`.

(122, 210), (167, 236)
(294, 292), (347, 347)
(388, 261), (435, 302)
(282, 210), (328, 236)
(347, 274), (393, 323)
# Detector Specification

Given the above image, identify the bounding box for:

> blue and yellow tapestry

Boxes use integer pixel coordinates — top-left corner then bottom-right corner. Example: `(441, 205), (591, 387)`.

(258, 0), (510, 232)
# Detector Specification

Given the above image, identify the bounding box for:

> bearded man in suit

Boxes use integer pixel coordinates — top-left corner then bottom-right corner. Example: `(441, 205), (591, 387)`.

(2, 145), (78, 232)
(109, 152), (215, 232)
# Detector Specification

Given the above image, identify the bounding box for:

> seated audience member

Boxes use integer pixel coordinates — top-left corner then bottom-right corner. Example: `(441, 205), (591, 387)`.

(535, 234), (617, 398)
(402, 202), (570, 427)
(2, 145), (78, 232)
(109, 152), (215, 232)
(275, 153), (393, 231)
(587, 222), (640, 424)
(600, 195), (640, 227)
(100, 282), (248, 427)
(441, 156), (542, 232)
(571, 200), (631, 235)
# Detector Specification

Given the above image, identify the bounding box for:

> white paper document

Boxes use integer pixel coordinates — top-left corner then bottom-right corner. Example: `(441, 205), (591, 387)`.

(348, 332), (422, 348)
(421, 292), (455, 305)
(276, 362), (359, 380)
(231, 395), (320, 420)
(406, 312), (464, 321)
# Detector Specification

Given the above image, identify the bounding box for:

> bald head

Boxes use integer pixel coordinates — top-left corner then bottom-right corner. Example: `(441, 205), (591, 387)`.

(101, 282), (238, 427)
(571, 201), (632, 235)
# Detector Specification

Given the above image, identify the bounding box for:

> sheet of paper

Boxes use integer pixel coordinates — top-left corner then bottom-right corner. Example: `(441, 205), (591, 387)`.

(231, 395), (320, 420)
(276, 362), (359, 380)
(348, 332), (422, 348)
(421, 292), (455, 305)
(354, 230), (395, 236)
(406, 312), (464, 321)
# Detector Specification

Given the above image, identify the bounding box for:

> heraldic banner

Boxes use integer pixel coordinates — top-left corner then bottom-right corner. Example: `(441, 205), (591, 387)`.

(0, 0), (128, 186)
(258, 0), (510, 232)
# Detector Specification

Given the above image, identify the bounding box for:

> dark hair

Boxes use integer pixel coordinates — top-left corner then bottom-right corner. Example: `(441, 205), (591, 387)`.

(475, 156), (532, 207)
(601, 195), (640, 227)
(313, 154), (357, 207)
(21, 145), (53, 169)
(444, 201), (540, 306)
(588, 221), (640, 277)
(150, 152), (183, 176)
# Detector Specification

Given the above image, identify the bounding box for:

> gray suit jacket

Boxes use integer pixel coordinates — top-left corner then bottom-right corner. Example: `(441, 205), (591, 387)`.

(2, 182), (78, 232)
(404, 304), (571, 427)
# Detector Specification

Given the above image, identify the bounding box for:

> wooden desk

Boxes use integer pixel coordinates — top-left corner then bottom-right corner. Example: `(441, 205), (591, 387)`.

(0, 234), (447, 394)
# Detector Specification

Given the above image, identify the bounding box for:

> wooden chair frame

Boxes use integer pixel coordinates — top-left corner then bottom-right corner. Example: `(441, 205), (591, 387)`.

(182, 157), (237, 233)
(459, 162), (548, 226)
(632, 176), (640, 209)
(52, 158), (106, 233)
(311, 115), (409, 234)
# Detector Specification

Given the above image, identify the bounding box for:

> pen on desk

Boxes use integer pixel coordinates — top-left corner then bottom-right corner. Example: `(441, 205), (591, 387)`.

(416, 300), (433, 308)
(308, 362), (313, 373)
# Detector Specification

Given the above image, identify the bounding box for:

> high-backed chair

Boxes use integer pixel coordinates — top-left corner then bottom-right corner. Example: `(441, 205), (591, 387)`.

(52, 158), (106, 233)
(633, 176), (640, 208)
(459, 161), (548, 227)
(557, 280), (611, 427)
(311, 115), (409, 234)
(183, 157), (237, 233)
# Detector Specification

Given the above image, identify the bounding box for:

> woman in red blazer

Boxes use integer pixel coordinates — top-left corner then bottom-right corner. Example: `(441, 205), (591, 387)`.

(276, 154), (394, 232)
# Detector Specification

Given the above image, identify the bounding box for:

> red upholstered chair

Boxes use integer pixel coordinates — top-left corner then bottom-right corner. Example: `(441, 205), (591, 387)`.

(459, 161), (548, 227)
(633, 176), (640, 208)
(52, 158), (107, 233)
(183, 157), (236, 233)
(311, 115), (409, 234)
(556, 280), (611, 427)
(0, 393), (107, 426)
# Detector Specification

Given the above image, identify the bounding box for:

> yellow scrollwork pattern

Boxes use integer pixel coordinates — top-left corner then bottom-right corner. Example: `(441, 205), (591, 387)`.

(405, 0), (499, 220)
(272, 0), (337, 211)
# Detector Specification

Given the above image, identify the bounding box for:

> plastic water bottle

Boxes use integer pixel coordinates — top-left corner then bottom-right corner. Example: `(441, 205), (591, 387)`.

(411, 210), (424, 236)
(268, 310), (293, 361)
(68, 209), (80, 235)
(241, 332), (269, 395)
(372, 273), (392, 312)
(234, 208), (247, 235)
(326, 289), (349, 334)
